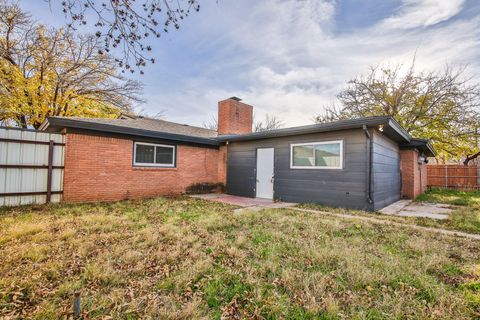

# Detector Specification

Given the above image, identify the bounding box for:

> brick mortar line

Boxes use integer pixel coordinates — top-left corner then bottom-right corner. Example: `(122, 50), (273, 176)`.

(291, 207), (480, 241)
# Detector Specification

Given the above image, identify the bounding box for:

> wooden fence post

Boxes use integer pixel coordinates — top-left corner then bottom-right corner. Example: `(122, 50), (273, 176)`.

(46, 140), (54, 203)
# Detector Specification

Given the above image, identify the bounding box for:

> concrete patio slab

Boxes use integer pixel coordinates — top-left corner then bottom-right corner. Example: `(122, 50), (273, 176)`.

(379, 200), (412, 215)
(190, 193), (296, 212)
(379, 200), (453, 220)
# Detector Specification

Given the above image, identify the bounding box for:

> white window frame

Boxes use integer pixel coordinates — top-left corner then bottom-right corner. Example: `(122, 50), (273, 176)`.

(290, 140), (343, 170)
(133, 142), (175, 167)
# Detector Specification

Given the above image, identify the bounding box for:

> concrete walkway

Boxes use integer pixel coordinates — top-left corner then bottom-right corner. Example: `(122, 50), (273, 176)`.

(190, 193), (296, 212)
(379, 200), (453, 220)
(292, 207), (480, 241)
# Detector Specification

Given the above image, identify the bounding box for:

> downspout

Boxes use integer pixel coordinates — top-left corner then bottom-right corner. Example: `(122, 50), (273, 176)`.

(419, 155), (422, 195)
(418, 151), (424, 194)
(363, 125), (374, 205)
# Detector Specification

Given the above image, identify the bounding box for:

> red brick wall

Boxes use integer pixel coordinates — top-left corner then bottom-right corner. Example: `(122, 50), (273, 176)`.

(63, 133), (226, 202)
(400, 149), (415, 198)
(400, 149), (427, 199)
(420, 161), (427, 194)
(218, 98), (253, 135)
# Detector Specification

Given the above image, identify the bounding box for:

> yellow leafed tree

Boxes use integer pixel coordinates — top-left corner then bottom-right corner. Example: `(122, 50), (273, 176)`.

(0, 2), (142, 129)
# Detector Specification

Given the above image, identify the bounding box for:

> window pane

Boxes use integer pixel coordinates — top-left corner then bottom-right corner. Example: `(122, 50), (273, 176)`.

(293, 145), (314, 166)
(135, 144), (155, 163)
(315, 143), (340, 167)
(155, 146), (174, 165)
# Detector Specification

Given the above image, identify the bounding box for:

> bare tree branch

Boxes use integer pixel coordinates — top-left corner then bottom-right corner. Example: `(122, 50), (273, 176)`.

(254, 114), (284, 132)
(202, 115), (218, 131)
(51, 0), (201, 73)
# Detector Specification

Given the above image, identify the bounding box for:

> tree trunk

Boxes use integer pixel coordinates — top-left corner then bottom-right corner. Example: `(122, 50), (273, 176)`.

(464, 151), (480, 166)
(19, 115), (28, 128)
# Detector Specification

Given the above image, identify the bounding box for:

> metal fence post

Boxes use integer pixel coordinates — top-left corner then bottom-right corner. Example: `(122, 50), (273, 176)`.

(445, 165), (448, 188)
(46, 140), (54, 203)
(73, 291), (81, 319)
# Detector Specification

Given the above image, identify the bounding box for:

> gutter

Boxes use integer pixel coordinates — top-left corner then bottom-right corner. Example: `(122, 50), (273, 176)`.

(386, 118), (412, 143)
(216, 116), (411, 144)
(400, 138), (436, 157)
(216, 116), (392, 142)
(363, 125), (374, 205)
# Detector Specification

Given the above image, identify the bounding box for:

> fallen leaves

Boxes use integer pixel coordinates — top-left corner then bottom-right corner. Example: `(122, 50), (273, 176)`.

(1, 196), (479, 319)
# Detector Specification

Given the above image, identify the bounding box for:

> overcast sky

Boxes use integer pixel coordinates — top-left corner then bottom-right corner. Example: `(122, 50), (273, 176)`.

(21, 0), (480, 127)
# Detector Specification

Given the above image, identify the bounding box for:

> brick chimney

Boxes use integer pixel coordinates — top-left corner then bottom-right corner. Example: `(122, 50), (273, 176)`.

(217, 97), (253, 135)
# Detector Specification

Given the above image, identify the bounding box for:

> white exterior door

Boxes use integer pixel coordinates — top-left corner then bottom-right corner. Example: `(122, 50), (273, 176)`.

(256, 148), (274, 199)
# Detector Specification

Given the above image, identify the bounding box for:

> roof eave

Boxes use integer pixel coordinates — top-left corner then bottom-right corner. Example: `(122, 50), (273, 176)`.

(425, 142), (436, 157)
(45, 117), (220, 147)
(216, 117), (411, 143)
(38, 118), (50, 131)
(386, 118), (412, 143)
(400, 138), (436, 157)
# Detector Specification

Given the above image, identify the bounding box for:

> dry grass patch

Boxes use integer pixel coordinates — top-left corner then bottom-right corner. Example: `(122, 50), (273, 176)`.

(0, 196), (479, 319)
(300, 189), (480, 235)
(416, 188), (480, 234)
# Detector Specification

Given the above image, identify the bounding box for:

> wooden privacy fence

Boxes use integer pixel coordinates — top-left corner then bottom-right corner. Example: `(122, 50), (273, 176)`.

(427, 164), (479, 190)
(0, 127), (64, 206)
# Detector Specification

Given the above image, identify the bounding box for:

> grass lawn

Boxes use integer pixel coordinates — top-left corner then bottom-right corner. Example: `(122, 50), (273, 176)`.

(416, 188), (480, 207)
(1, 197), (480, 319)
(415, 188), (480, 234)
(300, 188), (480, 235)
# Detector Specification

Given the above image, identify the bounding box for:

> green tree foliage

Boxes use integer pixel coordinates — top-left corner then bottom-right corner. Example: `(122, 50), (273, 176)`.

(314, 63), (480, 164)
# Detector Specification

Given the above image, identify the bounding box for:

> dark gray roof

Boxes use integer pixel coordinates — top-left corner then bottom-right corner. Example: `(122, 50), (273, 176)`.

(41, 116), (219, 146)
(216, 116), (412, 143)
(40, 115), (435, 155)
(46, 116), (217, 138)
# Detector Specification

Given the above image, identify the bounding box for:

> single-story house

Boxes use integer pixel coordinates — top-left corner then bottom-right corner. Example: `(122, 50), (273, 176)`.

(40, 97), (435, 210)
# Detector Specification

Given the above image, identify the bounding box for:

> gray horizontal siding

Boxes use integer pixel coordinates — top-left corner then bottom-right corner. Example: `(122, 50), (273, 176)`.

(372, 131), (401, 210)
(226, 129), (373, 210)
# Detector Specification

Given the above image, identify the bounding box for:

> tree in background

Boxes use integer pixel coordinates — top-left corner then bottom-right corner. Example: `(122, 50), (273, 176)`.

(202, 115), (218, 131)
(53, 0), (200, 73)
(203, 114), (284, 132)
(253, 114), (284, 132)
(0, 2), (142, 129)
(314, 63), (480, 164)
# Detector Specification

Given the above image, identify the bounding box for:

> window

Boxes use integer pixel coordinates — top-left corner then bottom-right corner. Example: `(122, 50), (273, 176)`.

(290, 140), (343, 169)
(134, 142), (175, 167)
